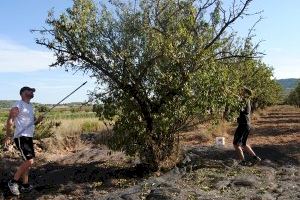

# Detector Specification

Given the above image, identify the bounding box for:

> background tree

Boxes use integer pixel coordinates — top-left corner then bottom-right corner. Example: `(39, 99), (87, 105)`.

(286, 82), (300, 107)
(35, 0), (268, 169)
(36, 105), (50, 113)
(238, 59), (283, 110)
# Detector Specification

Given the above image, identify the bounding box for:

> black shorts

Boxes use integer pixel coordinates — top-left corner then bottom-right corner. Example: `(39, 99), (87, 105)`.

(14, 136), (35, 160)
(233, 124), (251, 146)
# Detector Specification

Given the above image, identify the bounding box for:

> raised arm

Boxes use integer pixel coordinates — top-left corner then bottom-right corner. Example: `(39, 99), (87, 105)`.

(245, 100), (251, 115)
(241, 99), (251, 115)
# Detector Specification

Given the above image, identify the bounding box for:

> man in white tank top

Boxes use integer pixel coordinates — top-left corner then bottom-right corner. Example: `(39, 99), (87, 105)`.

(4, 86), (43, 196)
(13, 98), (35, 138)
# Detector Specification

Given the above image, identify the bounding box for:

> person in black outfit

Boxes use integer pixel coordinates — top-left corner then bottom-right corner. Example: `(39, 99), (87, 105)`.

(233, 87), (261, 166)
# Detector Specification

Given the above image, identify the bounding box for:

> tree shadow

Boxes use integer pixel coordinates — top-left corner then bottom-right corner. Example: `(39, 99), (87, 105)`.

(251, 125), (300, 137)
(256, 119), (300, 124)
(80, 131), (112, 147)
(260, 115), (300, 120)
(0, 159), (152, 200)
(0, 157), (24, 200)
(251, 143), (299, 166)
(267, 112), (300, 116)
(189, 142), (299, 168)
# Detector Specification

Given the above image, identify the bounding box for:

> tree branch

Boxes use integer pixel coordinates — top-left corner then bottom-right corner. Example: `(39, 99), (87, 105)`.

(204, 0), (253, 50)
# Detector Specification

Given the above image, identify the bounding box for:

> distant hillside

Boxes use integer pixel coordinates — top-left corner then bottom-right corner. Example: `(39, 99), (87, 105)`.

(277, 78), (299, 93)
(48, 102), (84, 106)
(0, 100), (16, 109)
(0, 100), (85, 109)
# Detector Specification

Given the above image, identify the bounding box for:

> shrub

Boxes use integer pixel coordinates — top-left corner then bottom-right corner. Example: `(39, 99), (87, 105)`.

(81, 121), (101, 133)
(35, 120), (61, 140)
(0, 126), (4, 150)
(36, 105), (50, 113)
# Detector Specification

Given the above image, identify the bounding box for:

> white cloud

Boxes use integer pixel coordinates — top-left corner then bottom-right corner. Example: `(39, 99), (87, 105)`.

(1, 38), (298, 79)
(0, 38), (54, 72)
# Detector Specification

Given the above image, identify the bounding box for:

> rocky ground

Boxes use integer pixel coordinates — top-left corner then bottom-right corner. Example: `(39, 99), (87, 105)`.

(0, 106), (299, 200)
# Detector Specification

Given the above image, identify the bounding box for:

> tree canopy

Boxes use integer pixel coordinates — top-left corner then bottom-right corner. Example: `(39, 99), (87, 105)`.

(35, 0), (282, 169)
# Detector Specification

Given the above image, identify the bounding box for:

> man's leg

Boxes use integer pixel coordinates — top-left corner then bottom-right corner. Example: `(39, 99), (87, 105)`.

(20, 166), (34, 192)
(22, 171), (29, 185)
(13, 159), (33, 184)
(242, 145), (256, 157)
(9, 137), (35, 195)
(13, 159), (33, 182)
(8, 160), (32, 196)
(240, 126), (261, 163)
(234, 144), (245, 160)
(233, 125), (245, 161)
(243, 145), (261, 164)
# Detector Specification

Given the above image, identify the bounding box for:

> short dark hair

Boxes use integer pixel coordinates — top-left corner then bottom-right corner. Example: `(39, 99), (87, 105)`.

(20, 86), (36, 95)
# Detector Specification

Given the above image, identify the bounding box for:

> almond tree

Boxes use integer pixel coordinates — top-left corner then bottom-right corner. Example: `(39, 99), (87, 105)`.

(35, 0), (259, 169)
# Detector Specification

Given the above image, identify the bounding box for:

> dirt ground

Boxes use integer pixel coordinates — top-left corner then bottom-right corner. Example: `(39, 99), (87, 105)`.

(0, 105), (299, 199)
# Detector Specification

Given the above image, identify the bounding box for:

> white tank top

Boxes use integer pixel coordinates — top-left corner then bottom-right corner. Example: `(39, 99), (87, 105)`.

(13, 100), (35, 138)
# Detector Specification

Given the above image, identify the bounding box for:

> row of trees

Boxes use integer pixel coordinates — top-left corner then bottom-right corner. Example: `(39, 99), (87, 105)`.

(286, 82), (300, 107)
(35, 0), (282, 169)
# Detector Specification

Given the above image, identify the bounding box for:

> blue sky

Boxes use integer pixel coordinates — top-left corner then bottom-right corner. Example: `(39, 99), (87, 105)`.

(0, 0), (299, 103)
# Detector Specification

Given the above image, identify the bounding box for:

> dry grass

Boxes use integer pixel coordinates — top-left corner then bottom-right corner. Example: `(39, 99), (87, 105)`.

(249, 105), (300, 147)
(180, 120), (233, 148)
(36, 118), (109, 153)
(252, 108), (269, 122)
(210, 120), (232, 138)
(52, 118), (107, 137)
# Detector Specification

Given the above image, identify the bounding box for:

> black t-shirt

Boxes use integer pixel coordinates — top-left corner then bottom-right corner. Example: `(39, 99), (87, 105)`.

(238, 99), (251, 125)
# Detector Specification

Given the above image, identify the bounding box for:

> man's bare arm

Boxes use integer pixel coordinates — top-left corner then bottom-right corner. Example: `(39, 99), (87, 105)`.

(4, 107), (19, 146)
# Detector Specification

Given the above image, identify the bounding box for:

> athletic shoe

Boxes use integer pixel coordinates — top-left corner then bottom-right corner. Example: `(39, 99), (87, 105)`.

(239, 160), (249, 166)
(8, 180), (20, 196)
(20, 184), (34, 193)
(251, 156), (262, 164)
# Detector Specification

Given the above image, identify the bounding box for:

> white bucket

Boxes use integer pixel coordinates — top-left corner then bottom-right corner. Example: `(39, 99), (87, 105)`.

(215, 137), (225, 147)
